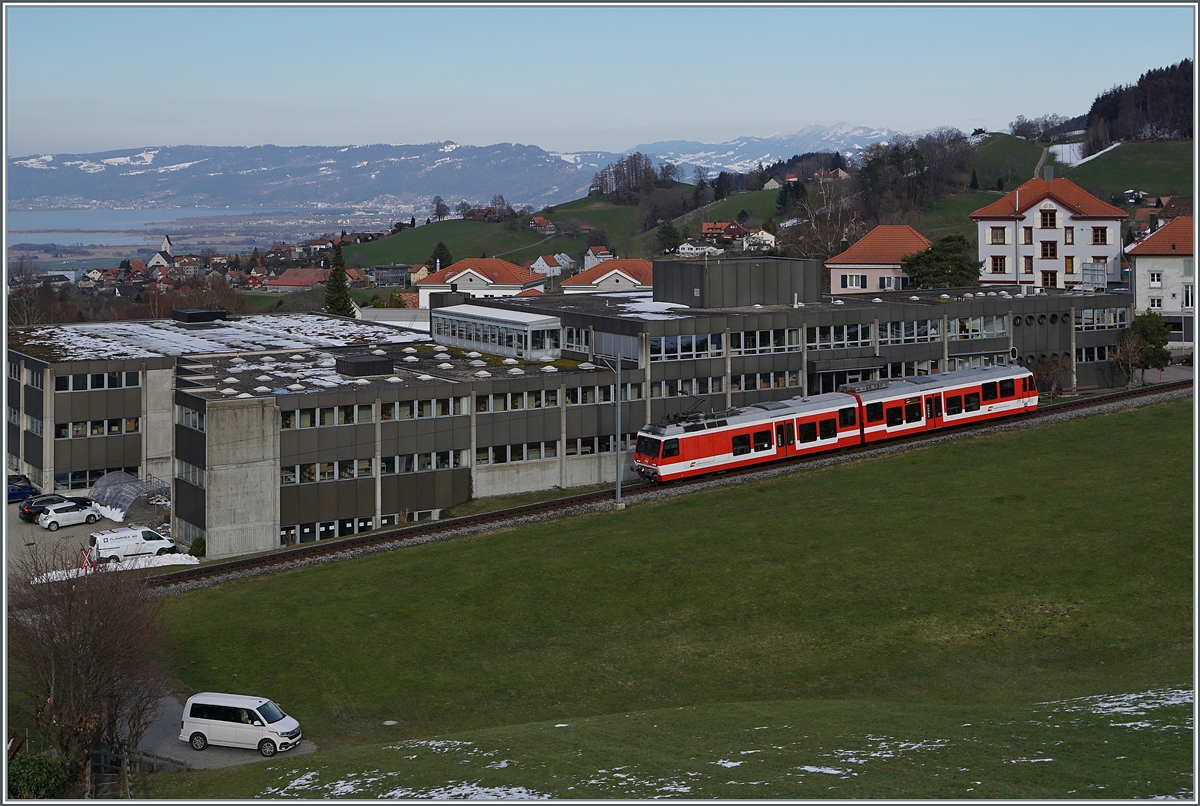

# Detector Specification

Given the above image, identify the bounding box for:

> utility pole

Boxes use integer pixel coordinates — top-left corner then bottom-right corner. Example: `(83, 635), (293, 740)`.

(599, 355), (624, 510)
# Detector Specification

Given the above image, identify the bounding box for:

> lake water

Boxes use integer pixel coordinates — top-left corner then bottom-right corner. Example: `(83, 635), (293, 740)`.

(6, 208), (298, 247)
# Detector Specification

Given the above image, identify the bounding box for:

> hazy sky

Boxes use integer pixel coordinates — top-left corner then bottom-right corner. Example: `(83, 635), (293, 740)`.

(4, 4), (1195, 156)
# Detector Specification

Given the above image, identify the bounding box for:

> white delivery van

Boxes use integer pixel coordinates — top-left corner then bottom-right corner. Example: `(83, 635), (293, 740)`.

(88, 527), (177, 563)
(179, 693), (302, 757)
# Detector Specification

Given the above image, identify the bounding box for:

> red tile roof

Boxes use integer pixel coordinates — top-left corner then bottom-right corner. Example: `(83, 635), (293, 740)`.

(970, 177), (1128, 219)
(265, 268), (332, 287)
(826, 225), (931, 266)
(416, 258), (546, 286)
(1127, 216), (1193, 256)
(561, 259), (653, 286)
(537, 254), (560, 267)
(701, 222), (730, 234)
(515, 288), (545, 296)
(586, 245), (612, 256)
(530, 216), (550, 227)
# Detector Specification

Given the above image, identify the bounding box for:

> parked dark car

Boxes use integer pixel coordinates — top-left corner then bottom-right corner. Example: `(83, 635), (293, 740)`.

(17, 494), (95, 523)
(7, 480), (38, 503)
(8, 473), (31, 487)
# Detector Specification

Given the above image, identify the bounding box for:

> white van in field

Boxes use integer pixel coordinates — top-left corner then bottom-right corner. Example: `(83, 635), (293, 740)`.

(179, 693), (302, 757)
(87, 527), (177, 563)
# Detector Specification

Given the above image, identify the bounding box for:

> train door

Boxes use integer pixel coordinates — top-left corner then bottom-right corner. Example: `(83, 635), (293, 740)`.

(924, 394), (943, 429)
(775, 420), (795, 457)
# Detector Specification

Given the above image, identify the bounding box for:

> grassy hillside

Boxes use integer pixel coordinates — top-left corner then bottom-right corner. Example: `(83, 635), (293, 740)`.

(341, 220), (551, 269)
(140, 399), (1192, 799)
(920, 189), (1000, 241)
(1065, 140), (1193, 199)
(970, 133), (1058, 190)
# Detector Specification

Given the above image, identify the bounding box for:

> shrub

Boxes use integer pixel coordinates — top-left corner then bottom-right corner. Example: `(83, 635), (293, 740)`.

(7, 753), (70, 799)
(188, 536), (206, 558)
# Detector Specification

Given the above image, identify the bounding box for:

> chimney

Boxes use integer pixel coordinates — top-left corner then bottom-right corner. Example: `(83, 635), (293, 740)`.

(1043, 166), (1054, 181)
(1150, 214), (1159, 234)
(840, 237), (850, 253)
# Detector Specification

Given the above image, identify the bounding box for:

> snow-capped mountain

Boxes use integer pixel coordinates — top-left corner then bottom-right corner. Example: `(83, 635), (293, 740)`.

(7, 124), (902, 211)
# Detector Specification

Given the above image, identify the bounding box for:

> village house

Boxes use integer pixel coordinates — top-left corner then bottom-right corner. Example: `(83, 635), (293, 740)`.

(528, 254), (564, 277)
(415, 258), (547, 308)
(825, 225), (930, 294)
(583, 245), (614, 271)
(741, 229), (778, 251)
(560, 259), (653, 295)
(529, 216), (557, 235)
(676, 240), (724, 258)
(700, 221), (750, 243)
(762, 177), (782, 191)
(1128, 215), (1194, 353)
(971, 169), (1127, 289)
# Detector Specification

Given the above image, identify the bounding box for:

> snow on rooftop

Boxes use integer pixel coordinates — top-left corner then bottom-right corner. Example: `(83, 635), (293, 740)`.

(607, 292), (690, 320)
(12, 314), (428, 362)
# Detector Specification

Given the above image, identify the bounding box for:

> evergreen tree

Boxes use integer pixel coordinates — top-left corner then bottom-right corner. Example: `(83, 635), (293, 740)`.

(831, 151), (846, 170)
(969, 168), (979, 189)
(1129, 311), (1172, 380)
(427, 241), (454, 272)
(656, 220), (682, 252)
(713, 172), (731, 200)
(996, 177), (1005, 191)
(119, 259), (131, 270)
(324, 246), (354, 317)
(899, 234), (983, 288)
(410, 216), (416, 228)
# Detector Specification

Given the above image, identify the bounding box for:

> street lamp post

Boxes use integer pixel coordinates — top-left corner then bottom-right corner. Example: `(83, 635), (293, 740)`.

(598, 355), (624, 510)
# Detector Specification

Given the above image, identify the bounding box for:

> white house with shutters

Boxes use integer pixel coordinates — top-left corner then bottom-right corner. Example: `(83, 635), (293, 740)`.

(970, 171), (1127, 289)
(1128, 216), (1194, 353)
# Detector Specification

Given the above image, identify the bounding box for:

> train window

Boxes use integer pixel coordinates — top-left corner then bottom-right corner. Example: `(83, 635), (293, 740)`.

(662, 439), (680, 458)
(964, 393), (981, 412)
(886, 407), (903, 426)
(981, 382), (998, 401)
(732, 434), (752, 456)
(838, 407), (856, 427)
(818, 419), (837, 440)
(635, 436), (661, 458)
(945, 395), (963, 415)
(904, 402), (922, 423)
(798, 422), (817, 443)
(753, 430), (772, 451)
(865, 402), (884, 423)
(999, 379), (1015, 397)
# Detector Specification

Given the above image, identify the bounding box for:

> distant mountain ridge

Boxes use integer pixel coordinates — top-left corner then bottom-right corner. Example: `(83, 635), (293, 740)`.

(7, 123), (901, 212)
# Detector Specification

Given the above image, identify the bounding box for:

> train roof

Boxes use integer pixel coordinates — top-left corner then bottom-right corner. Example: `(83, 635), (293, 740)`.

(843, 365), (1028, 403)
(642, 392), (858, 437)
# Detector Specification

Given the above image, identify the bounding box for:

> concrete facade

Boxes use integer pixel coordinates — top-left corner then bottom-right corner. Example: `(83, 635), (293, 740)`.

(7, 269), (1137, 560)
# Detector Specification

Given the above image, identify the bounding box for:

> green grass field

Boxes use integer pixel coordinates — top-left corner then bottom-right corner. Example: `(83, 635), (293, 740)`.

(1066, 140), (1193, 199)
(971, 133), (1054, 189)
(138, 399), (1193, 799)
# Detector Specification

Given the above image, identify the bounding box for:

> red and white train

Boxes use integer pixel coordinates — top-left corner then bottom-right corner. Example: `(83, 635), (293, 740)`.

(633, 365), (1038, 483)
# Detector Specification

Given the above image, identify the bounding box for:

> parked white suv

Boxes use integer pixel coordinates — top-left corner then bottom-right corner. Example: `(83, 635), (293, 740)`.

(180, 693), (302, 757)
(37, 500), (102, 531)
(88, 527), (177, 562)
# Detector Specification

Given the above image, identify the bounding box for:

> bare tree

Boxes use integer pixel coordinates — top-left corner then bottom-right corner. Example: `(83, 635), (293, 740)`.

(1031, 353), (1071, 399)
(657, 162), (679, 185)
(9, 545), (169, 788)
(431, 196), (450, 221)
(779, 179), (869, 262)
(455, 200), (472, 219)
(8, 257), (49, 326)
(1111, 329), (1146, 387)
(692, 165), (710, 187)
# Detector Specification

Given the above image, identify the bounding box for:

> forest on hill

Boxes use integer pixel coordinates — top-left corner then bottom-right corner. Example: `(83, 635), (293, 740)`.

(1084, 59), (1192, 155)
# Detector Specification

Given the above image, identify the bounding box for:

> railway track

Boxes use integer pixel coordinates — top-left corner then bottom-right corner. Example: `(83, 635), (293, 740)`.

(145, 380), (1191, 592)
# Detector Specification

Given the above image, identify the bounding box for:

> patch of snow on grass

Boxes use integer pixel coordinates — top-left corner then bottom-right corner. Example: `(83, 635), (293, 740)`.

(382, 782), (548, 799)
(485, 759), (516, 769)
(1007, 757), (1054, 763)
(798, 765), (846, 775)
(714, 759), (743, 768)
(1043, 687), (1193, 717)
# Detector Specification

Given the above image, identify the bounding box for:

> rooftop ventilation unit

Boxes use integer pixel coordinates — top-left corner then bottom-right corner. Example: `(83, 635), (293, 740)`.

(171, 308), (228, 323)
(335, 354), (393, 377)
